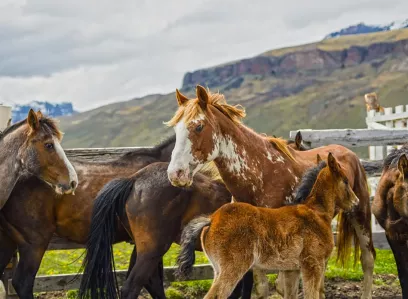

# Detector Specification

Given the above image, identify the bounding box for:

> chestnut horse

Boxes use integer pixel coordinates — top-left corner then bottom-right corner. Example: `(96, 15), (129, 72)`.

(0, 109), (78, 210)
(177, 154), (359, 298)
(166, 86), (375, 298)
(0, 136), (176, 299)
(372, 145), (408, 297)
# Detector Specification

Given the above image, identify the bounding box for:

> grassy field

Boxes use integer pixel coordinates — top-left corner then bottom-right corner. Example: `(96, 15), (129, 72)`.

(37, 243), (398, 298)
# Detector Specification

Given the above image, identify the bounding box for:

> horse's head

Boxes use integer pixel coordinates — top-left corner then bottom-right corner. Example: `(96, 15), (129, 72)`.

(323, 153), (359, 211)
(394, 154), (408, 217)
(165, 85), (245, 187)
(17, 109), (78, 194)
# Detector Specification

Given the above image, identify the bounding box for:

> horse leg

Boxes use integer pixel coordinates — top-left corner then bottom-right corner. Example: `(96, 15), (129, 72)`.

(0, 229), (16, 275)
(11, 244), (46, 299)
(386, 235), (408, 298)
(252, 268), (269, 299)
(319, 259), (328, 299)
(143, 259), (166, 299)
(121, 253), (164, 299)
(300, 258), (324, 299)
(282, 270), (300, 299)
(351, 216), (374, 299)
(205, 264), (251, 299)
(126, 245), (165, 298)
(126, 245), (136, 279)
(228, 270), (253, 299)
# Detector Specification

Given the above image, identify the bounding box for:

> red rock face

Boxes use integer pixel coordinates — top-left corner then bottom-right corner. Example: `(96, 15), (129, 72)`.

(182, 40), (408, 89)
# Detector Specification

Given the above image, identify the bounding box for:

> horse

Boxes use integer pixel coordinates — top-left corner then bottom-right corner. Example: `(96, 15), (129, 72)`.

(372, 145), (408, 297)
(0, 136), (176, 299)
(165, 85), (375, 299)
(0, 109), (78, 210)
(77, 162), (232, 299)
(177, 153), (359, 299)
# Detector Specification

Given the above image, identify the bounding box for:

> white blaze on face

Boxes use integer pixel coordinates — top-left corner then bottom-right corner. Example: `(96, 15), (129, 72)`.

(53, 137), (78, 191)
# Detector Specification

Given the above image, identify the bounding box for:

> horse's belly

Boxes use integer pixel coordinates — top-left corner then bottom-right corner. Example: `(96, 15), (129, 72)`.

(256, 238), (303, 271)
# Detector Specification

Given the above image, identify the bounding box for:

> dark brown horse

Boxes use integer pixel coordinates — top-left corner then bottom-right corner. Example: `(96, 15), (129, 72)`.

(166, 86), (375, 299)
(0, 136), (176, 299)
(0, 109), (78, 210)
(77, 162), (231, 299)
(372, 145), (408, 297)
(177, 153), (359, 298)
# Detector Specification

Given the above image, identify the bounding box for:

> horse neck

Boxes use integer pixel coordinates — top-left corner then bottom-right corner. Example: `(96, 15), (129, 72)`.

(304, 179), (336, 221)
(0, 131), (25, 209)
(212, 120), (298, 204)
(158, 140), (175, 162)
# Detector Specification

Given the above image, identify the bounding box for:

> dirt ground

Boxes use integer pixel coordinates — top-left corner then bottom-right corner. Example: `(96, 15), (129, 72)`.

(36, 274), (402, 298)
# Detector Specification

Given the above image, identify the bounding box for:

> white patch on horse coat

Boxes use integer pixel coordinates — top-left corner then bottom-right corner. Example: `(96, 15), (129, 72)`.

(53, 137), (78, 187)
(168, 120), (197, 175)
(218, 135), (249, 175)
(266, 151), (273, 161)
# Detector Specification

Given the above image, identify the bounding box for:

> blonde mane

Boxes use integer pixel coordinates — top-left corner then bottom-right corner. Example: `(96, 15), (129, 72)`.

(266, 137), (295, 162)
(165, 90), (246, 127)
(198, 161), (223, 183)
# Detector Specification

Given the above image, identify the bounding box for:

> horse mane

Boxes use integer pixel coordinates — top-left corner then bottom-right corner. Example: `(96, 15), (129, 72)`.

(266, 137), (295, 162)
(291, 161), (327, 204)
(383, 144), (408, 170)
(197, 161), (223, 183)
(165, 90), (246, 127)
(0, 115), (62, 141)
(120, 134), (176, 159)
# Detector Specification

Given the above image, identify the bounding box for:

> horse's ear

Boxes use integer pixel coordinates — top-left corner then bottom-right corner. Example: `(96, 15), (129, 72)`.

(36, 110), (44, 118)
(27, 109), (39, 131)
(196, 85), (209, 110)
(398, 154), (408, 179)
(176, 89), (189, 106)
(295, 131), (302, 149)
(316, 154), (323, 164)
(328, 153), (340, 175)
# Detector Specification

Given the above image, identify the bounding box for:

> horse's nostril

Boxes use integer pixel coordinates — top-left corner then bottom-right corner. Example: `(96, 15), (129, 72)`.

(70, 181), (77, 189)
(176, 169), (183, 177)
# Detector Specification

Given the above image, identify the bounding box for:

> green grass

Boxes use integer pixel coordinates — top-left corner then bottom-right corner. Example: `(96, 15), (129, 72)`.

(38, 242), (398, 298)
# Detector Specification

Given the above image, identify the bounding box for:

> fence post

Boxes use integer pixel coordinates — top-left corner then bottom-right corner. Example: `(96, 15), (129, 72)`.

(384, 107), (395, 155)
(395, 105), (406, 149)
(0, 105), (12, 131)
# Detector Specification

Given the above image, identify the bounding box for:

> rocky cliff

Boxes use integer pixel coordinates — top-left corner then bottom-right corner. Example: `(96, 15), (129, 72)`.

(182, 39), (408, 90)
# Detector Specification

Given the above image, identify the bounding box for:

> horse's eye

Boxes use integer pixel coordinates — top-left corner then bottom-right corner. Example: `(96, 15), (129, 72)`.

(45, 143), (54, 150)
(196, 124), (204, 133)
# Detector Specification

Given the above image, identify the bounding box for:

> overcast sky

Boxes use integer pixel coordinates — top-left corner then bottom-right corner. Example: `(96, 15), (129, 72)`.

(0, 0), (407, 111)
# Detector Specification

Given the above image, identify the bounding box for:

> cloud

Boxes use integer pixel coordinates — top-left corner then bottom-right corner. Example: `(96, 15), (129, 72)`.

(0, 0), (407, 111)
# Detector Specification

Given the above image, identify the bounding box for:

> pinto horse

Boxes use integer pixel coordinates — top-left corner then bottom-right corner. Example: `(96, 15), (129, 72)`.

(0, 136), (176, 299)
(177, 153), (359, 298)
(0, 109), (78, 210)
(166, 86), (375, 299)
(372, 145), (408, 297)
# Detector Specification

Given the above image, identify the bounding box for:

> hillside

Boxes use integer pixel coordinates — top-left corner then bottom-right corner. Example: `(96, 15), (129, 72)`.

(59, 29), (408, 158)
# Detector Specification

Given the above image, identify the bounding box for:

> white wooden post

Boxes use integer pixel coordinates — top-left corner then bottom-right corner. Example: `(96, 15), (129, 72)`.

(395, 105), (406, 149)
(0, 105), (12, 131)
(384, 107), (395, 155)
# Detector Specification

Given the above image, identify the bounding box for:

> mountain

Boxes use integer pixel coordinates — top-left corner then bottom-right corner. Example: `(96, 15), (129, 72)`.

(324, 19), (408, 39)
(12, 101), (76, 123)
(58, 28), (408, 158)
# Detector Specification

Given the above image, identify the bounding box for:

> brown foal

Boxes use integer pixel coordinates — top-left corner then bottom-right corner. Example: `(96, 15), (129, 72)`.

(177, 154), (359, 299)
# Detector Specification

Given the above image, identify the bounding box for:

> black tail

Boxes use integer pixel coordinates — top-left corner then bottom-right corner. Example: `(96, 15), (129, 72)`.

(78, 177), (135, 299)
(175, 216), (211, 279)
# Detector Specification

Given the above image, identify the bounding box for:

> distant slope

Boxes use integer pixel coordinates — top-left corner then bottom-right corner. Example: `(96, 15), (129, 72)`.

(59, 29), (408, 158)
